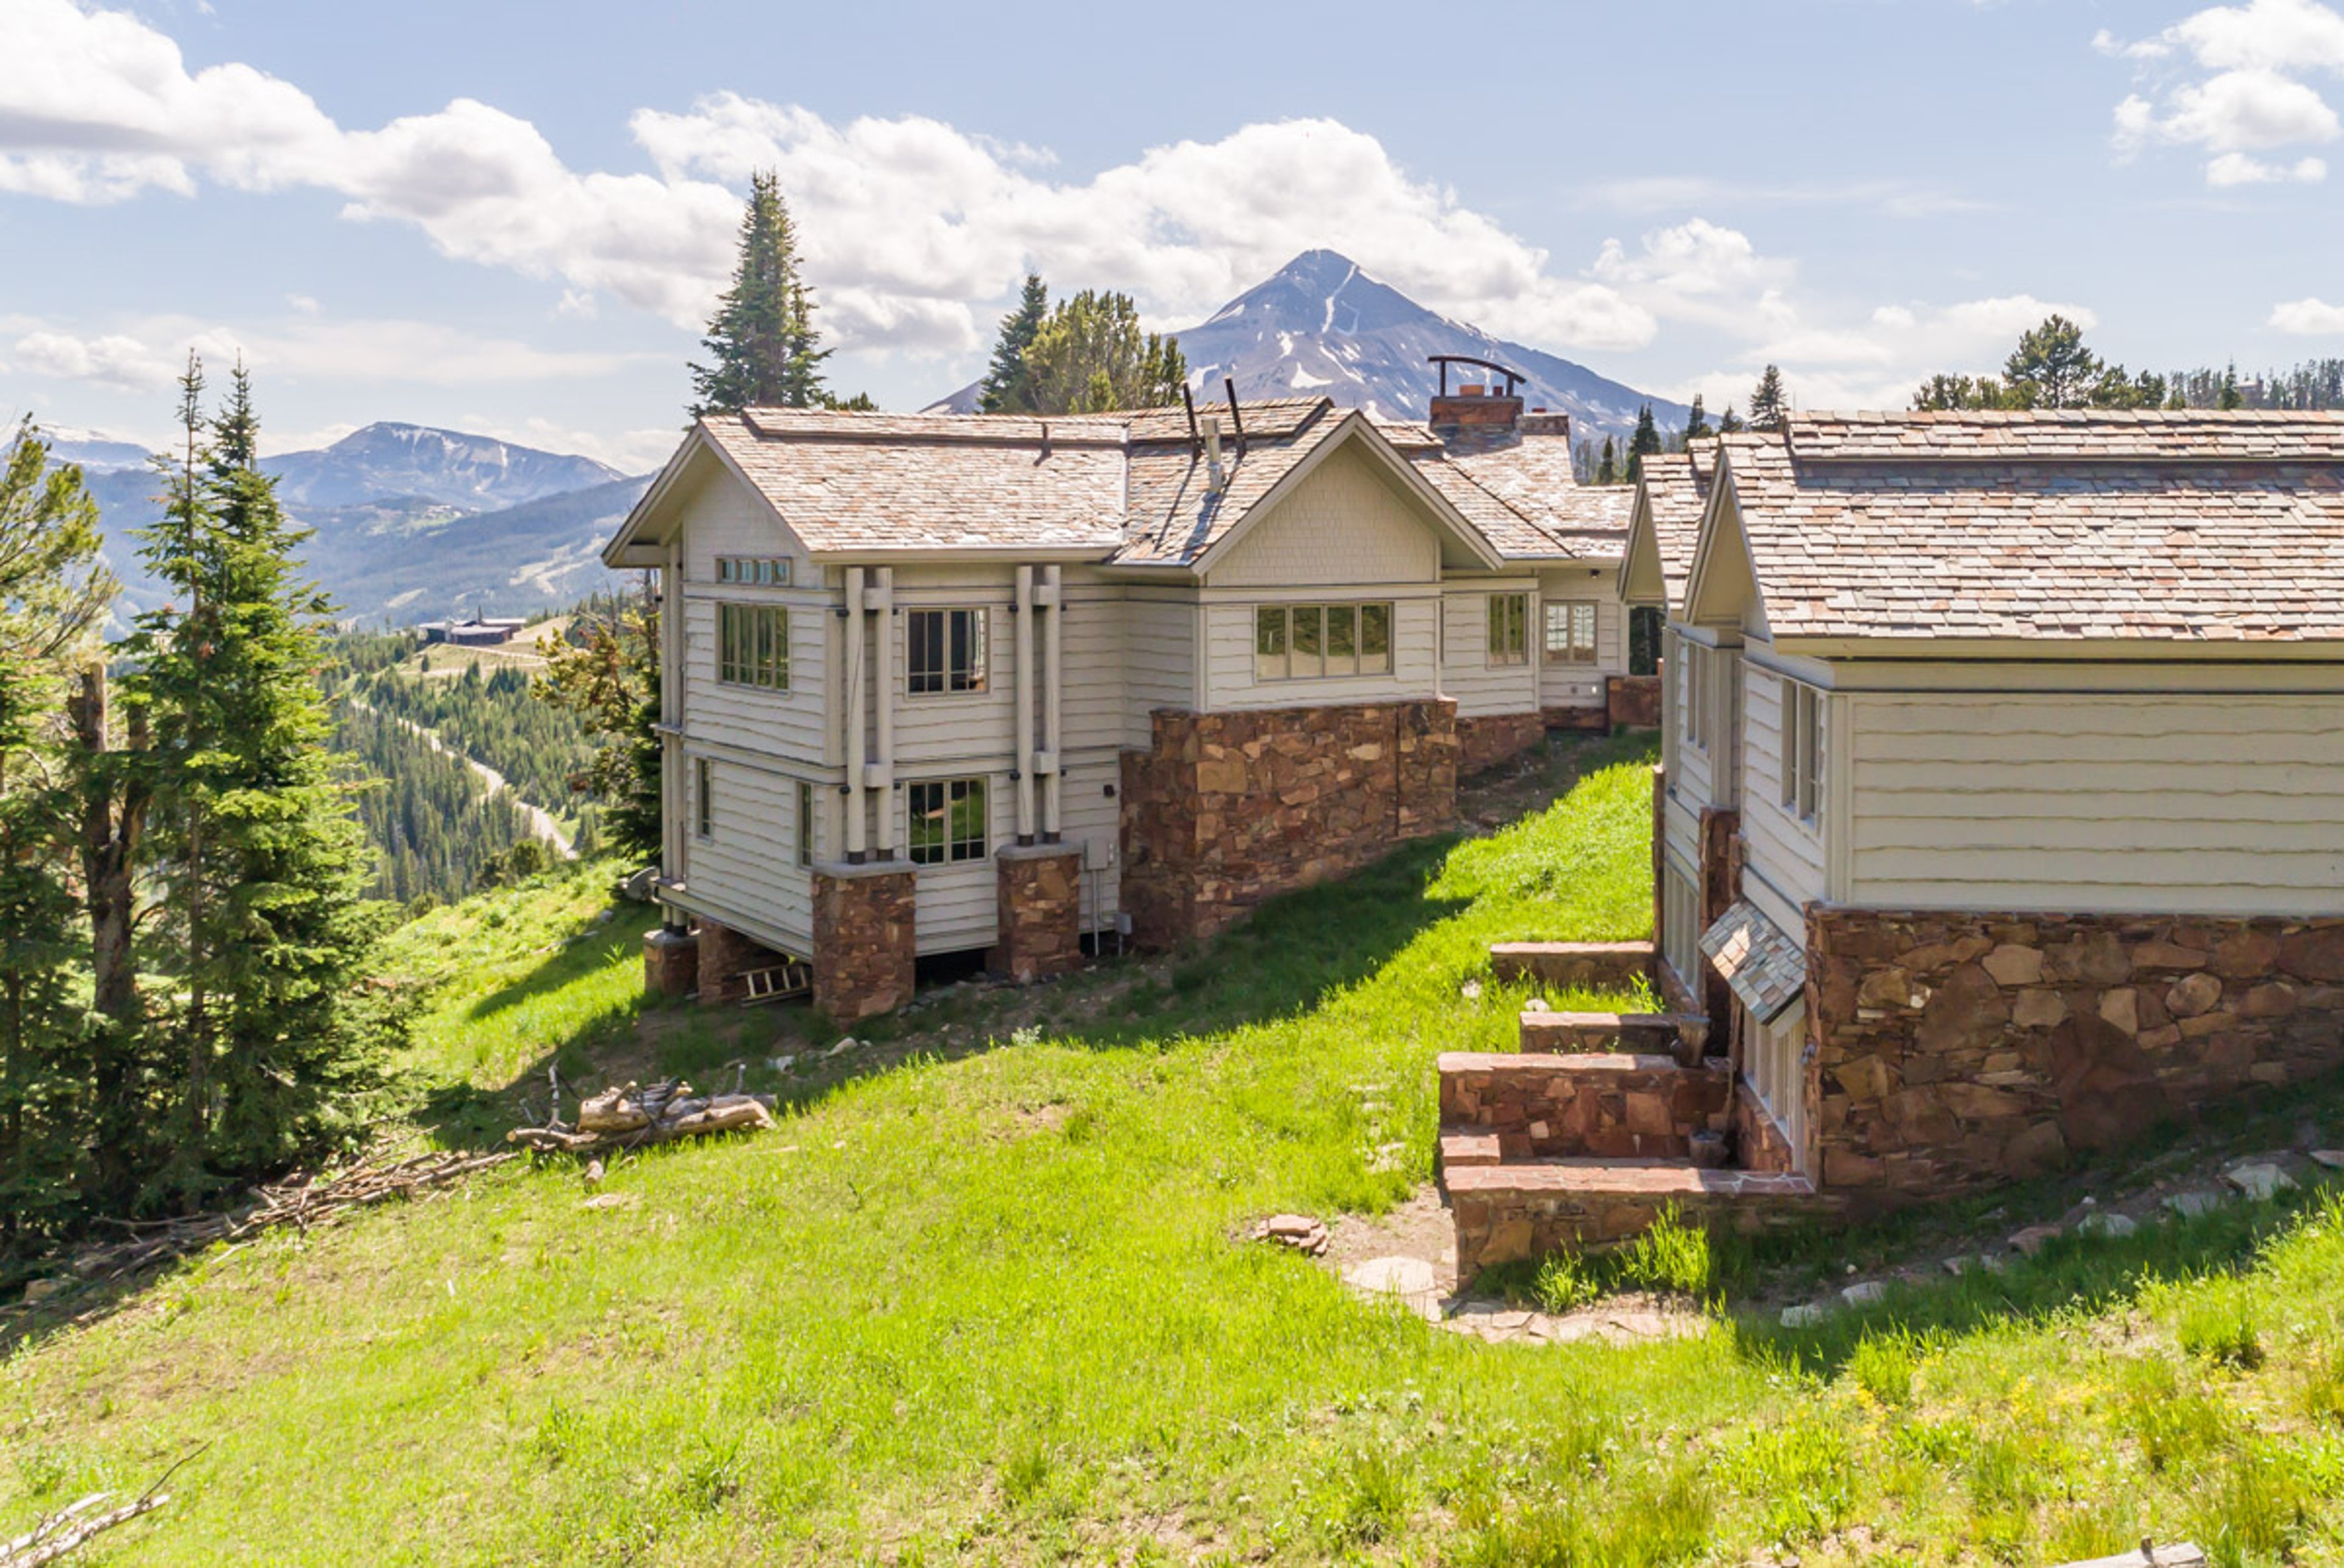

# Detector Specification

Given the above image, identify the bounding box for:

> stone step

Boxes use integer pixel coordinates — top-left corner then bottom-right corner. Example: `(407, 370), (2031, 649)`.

(1444, 1158), (1833, 1276)
(1518, 1010), (1708, 1064)
(1438, 1129), (1503, 1169)
(1489, 941), (1652, 994)
(1438, 1050), (1732, 1162)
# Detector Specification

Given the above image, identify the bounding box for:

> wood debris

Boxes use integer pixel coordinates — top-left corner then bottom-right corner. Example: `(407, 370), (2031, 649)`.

(2, 1490), (171, 1568)
(505, 1077), (775, 1155)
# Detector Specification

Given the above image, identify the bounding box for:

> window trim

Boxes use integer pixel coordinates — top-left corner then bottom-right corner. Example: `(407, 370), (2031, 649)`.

(906, 606), (991, 698)
(1254, 600), (1394, 682)
(716, 601), (790, 690)
(906, 776), (989, 866)
(796, 780), (814, 868)
(1781, 679), (1823, 825)
(1684, 641), (1711, 753)
(1542, 600), (1599, 666)
(1486, 592), (1529, 668)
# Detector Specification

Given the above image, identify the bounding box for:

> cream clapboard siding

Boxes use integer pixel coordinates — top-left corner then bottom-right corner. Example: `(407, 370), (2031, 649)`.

(679, 590), (829, 762)
(687, 756), (815, 951)
(1845, 690), (2344, 915)
(1060, 574), (1129, 768)
(1204, 444), (1442, 588)
(1535, 569), (1624, 710)
(1201, 593), (1441, 711)
(1055, 754), (1123, 936)
(1440, 582), (1541, 718)
(1737, 660), (1828, 939)
(884, 567), (1018, 773)
(1122, 593), (1198, 745)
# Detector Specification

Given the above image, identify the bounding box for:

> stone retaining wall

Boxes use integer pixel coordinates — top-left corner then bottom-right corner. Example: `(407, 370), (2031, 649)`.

(812, 864), (917, 1023)
(1810, 908), (2344, 1199)
(1118, 700), (1456, 947)
(992, 846), (1083, 983)
(1439, 1050), (1731, 1160)
(1456, 711), (1547, 776)
(1542, 704), (1610, 734)
(1607, 674), (1662, 729)
(1448, 1163), (1829, 1273)
(1489, 940), (1655, 994)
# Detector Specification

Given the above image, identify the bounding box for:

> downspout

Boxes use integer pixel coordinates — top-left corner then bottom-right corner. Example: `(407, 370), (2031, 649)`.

(844, 565), (867, 863)
(871, 566), (896, 859)
(1041, 563), (1064, 842)
(1014, 565), (1036, 845)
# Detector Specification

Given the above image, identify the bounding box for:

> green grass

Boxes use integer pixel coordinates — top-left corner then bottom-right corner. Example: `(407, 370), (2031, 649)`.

(6, 731), (2344, 1564)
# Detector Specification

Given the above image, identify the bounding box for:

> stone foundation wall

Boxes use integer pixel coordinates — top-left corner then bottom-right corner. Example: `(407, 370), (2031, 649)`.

(1118, 700), (1457, 947)
(1607, 674), (1662, 729)
(1489, 940), (1654, 994)
(1810, 908), (2344, 1199)
(811, 864), (917, 1023)
(644, 926), (697, 999)
(696, 920), (780, 1006)
(1456, 711), (1548, 776)
(1448, 1164), (1832, 1273)
(1542, 704), (1610, 734)
(992, 846), (1083, 984)
(1439, 1050), (1730, 1160)
(1732, 1080), (1799, 1175)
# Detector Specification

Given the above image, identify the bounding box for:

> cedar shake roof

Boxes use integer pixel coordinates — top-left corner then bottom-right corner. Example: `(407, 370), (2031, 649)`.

(1718, 412), (2344, 643)
(1636, 443), (1715, 606)
(1376, 420), (1630, 561)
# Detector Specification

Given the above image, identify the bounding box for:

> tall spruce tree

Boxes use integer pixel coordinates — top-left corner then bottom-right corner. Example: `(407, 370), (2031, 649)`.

(1748, 364), (1789, 431)
(1683, 396), (1712, 443)
(1625, 404), (1662, 483)
(979, 274), (1050, 413)
(125, 361), (394, 1198)
(1596, 437), (1618, 486)
(689, 171), (828, 416)
(1716, 403), (1745, 435)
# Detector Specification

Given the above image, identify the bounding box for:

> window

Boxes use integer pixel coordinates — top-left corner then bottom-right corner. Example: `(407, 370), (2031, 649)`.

(1684, 641), (1711, 751)
(1781, 679), (1823, 823)
(1663, 864), (1700, 986)
(908, 608), (988, 695)
(1487, 593), (1528, 666)
(797, 781), (814, 867)
(695, 757), (714, 840)
(715, 555), (791, 586)
(1746, 1001), (1809, 1162)
(717, 602), (789, 690)
(1254, 602), (1392, 681)
(1543, 601), (1598, 665)
(908, 778), (987, 865)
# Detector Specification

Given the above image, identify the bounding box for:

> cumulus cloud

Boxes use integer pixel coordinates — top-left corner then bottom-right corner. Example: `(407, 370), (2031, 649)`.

(2270, 296), (2344, 332)
(2103, 0), (2344, 184)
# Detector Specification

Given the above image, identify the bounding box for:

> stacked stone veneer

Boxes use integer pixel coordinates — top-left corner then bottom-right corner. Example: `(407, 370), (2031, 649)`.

(1441, 1051), (1731, 1161)
(811, 864), (917, 1023)
(1810, 909), (2344, 1199)
(1542, 705), (1610, 734)
(1606, 674), (1662, 729)
(1118, 700), (1457, 947)
(1732, 1082), (1799, 1176)
(1456, 711), (1548, 775)
(993, 846), (1083, 984)
(643, 926), (697, 999)
(696, 920), (779, 1006)
(1449, 1163), (1832, 1270)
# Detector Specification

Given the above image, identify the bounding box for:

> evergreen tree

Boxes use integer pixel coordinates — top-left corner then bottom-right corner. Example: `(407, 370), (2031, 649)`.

(1716, 403), (1745, 435)
(689, 171), (828, 416)
(978, 274), (1051, 414)
(1748, 364), (1789, 431)
(537, 583), (662, 865)
(125, 361), (395, 1198)
(2002, 314), (2104, 409)
(1683, 396), (1711, 443)
(2219, 365), (2246, 410)
(1019, 290), (1187, 413)
(1625, 403), (1662, 483)
(1596, 437), (1618, 486)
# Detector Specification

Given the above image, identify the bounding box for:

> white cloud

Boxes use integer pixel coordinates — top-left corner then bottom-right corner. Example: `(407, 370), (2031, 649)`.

(1585, 175), (1992, 219)
(2270, 296), (2344, 332)
(2105, 1), (2344, 184)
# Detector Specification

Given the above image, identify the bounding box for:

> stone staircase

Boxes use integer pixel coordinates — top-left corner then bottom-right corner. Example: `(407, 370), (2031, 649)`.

(1439, 941), (1834, 1278)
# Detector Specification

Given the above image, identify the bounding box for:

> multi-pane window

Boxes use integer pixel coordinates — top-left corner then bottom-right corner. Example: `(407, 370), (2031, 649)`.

(1782, 679), (1823, 823)
(908, 609), (989, 695)
(908, 778), (988, 865)
(1486, 593), (1528, 666)
(715, 555), (791, 586)
(717, 603), (789, 689)
(1254, 602), (1392, 681)
(1748, 1002), (1808, 1162)
(1663, 864), (1700, 986)
(695, 757), (714, 840)
(1543, 601), (1598, 665)
(797, 781), (814, 868)
(1684, 641), (1712, 751)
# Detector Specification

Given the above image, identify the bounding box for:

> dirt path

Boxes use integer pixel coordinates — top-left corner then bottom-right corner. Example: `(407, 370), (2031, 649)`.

(350, 696), (575, 858)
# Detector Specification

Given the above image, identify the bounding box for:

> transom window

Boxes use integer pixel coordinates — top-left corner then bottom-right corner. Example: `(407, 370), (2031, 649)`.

(1543, 601), (1598, 665)
(908, 608), (989, 696)
(715, 555), (791, 586)
(717, 602), (789, 690)
(1684, 641), (1712, 752)
(1486, 593), (1528, 667)
(908, 778), (988, 865)
(1782, 679), (1823, 823)
(1255, 602), (1392, 681)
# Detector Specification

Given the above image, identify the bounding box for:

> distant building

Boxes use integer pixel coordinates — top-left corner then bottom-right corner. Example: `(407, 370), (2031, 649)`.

(416, 616), (527, 647)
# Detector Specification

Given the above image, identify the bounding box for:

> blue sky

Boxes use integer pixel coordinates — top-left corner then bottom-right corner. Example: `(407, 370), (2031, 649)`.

(4, 0), (2341, 469)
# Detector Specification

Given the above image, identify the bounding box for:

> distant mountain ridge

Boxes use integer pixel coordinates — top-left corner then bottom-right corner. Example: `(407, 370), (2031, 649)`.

(930, 250), (1690, 447)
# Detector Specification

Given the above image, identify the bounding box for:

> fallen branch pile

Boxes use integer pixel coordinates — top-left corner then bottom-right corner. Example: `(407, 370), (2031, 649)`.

(506, 1077), (775, 1155)
(1, 1491), (170, 1568)
(61, 1151), (514, 1286)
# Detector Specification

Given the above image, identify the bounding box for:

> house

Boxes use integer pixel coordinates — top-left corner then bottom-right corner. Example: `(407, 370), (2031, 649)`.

(1441, 411), (2344, 1276)
(1646, 411), (2344, 1197)
(416, 615), (528, 646)
(601, 378), (1652, 1021)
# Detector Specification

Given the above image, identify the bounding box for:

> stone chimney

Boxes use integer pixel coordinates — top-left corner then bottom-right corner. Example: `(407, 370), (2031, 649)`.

(1427, 355), (1528, 455)
(1521, 410), (1572, 441)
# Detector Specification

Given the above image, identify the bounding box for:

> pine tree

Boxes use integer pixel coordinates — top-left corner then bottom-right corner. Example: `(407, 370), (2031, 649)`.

(125, 361), (396, 1197)
(1683, 396), (1711, 443)
(1716, 403), (1745, 435)
(689, 172), (828, 416)
(2219, 365), (2246, 410)
(1748, 365), (1789, 431)
(1020, 291), (1187, 413)
(537, 582), (662, 865)
(1596, 437), (1617, 486)
(979, 274), (1051, 414)
(1626, 404), (1662, 483)
(2002, 315), (2103, 409)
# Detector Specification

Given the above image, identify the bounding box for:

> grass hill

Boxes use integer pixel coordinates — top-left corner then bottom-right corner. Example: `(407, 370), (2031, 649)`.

(4, 735), (2343, 1564)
